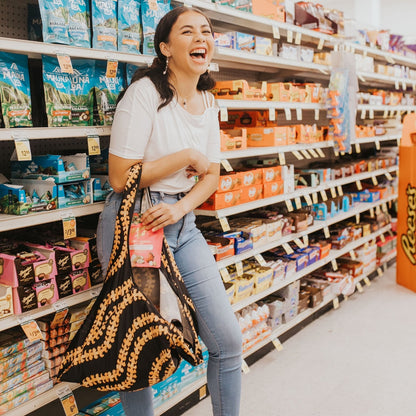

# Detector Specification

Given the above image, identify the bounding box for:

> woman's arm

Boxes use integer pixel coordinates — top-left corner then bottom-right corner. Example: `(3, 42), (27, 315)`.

(108, 149), (210, 193)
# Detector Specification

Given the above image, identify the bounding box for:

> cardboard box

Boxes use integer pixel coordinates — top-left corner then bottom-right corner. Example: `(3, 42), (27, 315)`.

(212, 80), (265, 101)
(199, 189), (242, 210)
(217, 173), (243, 193)
(235, 32), (255, 52)
(255, 36), (273, 56)
(263, 180), (284, 198)
(0, 361), (46, 394)
(251, 0), (285, 21)
(267, 82), (292, 102)
(206, 236), (235, 261)
(239, 169), (263, 186)
(0, 331), (37, 360)
(240, 184), (263, 204)
(220, 128), (247, 151)
(0, 284), (13, 318)
(214, 32), (235, 49)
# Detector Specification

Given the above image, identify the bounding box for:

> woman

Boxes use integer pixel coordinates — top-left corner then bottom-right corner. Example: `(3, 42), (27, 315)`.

(103, 6), (242, 416)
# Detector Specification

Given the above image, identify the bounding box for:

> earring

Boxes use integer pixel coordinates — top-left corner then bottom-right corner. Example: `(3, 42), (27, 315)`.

(163, 57), (169, 75)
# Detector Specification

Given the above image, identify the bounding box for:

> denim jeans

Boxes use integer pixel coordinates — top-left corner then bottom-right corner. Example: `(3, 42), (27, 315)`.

(96, 191), (242, 416)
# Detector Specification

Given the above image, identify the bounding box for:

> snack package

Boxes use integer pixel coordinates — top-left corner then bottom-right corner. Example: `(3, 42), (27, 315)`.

(91, 0), (118, 51)
(38, 0), (70, 44)
(68, 0), (91, 48)
(118, 0), (142, 54)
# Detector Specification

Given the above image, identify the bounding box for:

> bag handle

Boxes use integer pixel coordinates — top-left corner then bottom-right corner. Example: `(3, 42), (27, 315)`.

(105, 163), (143, 281)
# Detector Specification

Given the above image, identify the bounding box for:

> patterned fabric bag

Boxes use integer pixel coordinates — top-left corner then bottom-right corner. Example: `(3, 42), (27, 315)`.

(57, 163), (203, 391)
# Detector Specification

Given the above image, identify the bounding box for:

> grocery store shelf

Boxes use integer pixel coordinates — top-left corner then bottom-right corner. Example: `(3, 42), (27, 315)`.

(357, 104), (416, 113)
(357, 71), (416, 89)
(0, 37), (154, 65)
(0, 285), (102, 331)
(195, 166), (398, 217)
(217, 194), (397, 271)
(0, 126), (111, 141)
(351, 132), (401, 145)
(221, 141), (334, 160)
(155, 376), (207, 416)
(215, 47), (330, 75)
(232, 224), (392, 313)
(216, 99), (325, 111)
(0, 203), (104, 232)
(4, 382), (79, 416)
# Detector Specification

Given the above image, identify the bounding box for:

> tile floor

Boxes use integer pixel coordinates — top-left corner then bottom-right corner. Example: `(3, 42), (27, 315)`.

(183, 265), (416, 416)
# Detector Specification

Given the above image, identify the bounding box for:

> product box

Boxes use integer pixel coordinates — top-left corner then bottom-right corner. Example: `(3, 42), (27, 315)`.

(0, 341), (42, 375)
(249, 266), (274, 294)
(251, 0), (285, 21)
(89, 259), (103, 286)
(214, 32), (235, 49)
(255, 36), (273, 56)
(69, 269), (91, 294)
(199, 189), (242, 210)
(262, 166), (282, 183)
(220, 128), (247, 151)
(217, 173), (243, 193)
(91, 176), (112, 202)
(235, 32), (255, 53)
(267, 82), (292, 102)
(53, 244), (90, 274)
(0, 360), (46, 394)
(297, 291), (310, 313)
(304, 286), (323, 307)
(263, 180), (284, 198)
(11, 154), (90, 184)
(70, 236), (98, 262)
(56, 180), (92, 209)
(240, 184), (263, 203)
(206, 236), (235, 261)
(212, 80), (265, 101)
(239, 169), (263, 186)
(2, 350), (42, 381)
(0, 330), (37, 360)
(0, 284), (13, 318)
(233, 275), (255, 302)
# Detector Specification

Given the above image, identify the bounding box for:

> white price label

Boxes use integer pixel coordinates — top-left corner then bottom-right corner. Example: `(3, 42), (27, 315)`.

(333, 297), (340, 309)
(402, 81), (407, 90)
(317, 38), (324, 50)
(221, 159), (233, 172)
(304, 194), (312, 206)
(370, 207), (375, 218)
(296, 108), (302, 121)
(14, 138), (32, 161)
(349, 250), (357, 260)
(57, 386), (78, 416)
(315, 108), (320, 121)
(380, 233), (386, 243)
(208, 63), (219, 72)
(303, 234), (309, 247)
(372, 176), (378, 186)
(87, 135), (101, 155)
(356, 213), (360, 224)
(269, 107), (276, 121)
(355, 143), (361, 153)
(220, 107), (228, 122)
(62, 217), (77, 239)
(330, 187), (337, 198)
(316, 148), (325, 158)
(272, 337), (284, 351)
(219, 217), (230, 232)
(320, 190), (328, 202)
(377, 267), (383, 277)
(369, 109), (374, 120)
(383, 110), (388, 118)
(334, 150), (340, 158)
(300, 149), (311, 159)
(395, 79), (400, 90)
(356, 180), (363, 191)
(356, 282), (364, 293)
(294, 238), (304, 249)
(309, 148), (319, 158)
(337, 185), (343, 196)
(254, 253), (267, 266)
(331, 259), (338, 271)
(324, 226), (330, 239)
(282, 243), (294, 254)
(278, 153), (286, 165)
(294, 197), (302, 210)
(285, 107), (292, 120)
(242, 360), (250, 374)
(375, 139), (380, 150)
(285, 199), (294, 212)
(199, 385), (207, 400)
(236, 261), (244, 276)
(385, 172), (393, 181)
(295, 32), (301, 45)
(52, 299), (69, 312)
(312, 192), (318, 204)
(361, 109), (366, 119)
(364, 277), (371, 286)
(20, 320), (42, 342)
(272, 25), (281, 39)
(382, 202), (388, 212)
(287, 30), (293, 43)
(220, 268), (231, 282)
(292, 150), (303, 160)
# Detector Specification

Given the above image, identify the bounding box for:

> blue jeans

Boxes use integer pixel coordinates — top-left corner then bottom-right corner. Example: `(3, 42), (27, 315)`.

(96, 191), (242, 416)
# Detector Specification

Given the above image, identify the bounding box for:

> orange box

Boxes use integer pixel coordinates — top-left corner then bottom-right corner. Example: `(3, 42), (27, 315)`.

(224, 110), (276, 129)
(212, 80), (265, 101)
(218, 173), (242, 193)
(240, 184), (263, 203)
(247, 127), (276, 147)
(275, 126), (288, 146)
(239, 169), (263, 186)
(262, 166), (282, 183)
(304, 83), (321, 103)
(287, 126), (297, 144)
(263, 180), (284, 198)
(267, 82), (292, 102)
(199, 189), (242, 210)
(220, 128), (247, 151)
(251, 0), (285, 21)
(206, 236), (235, 261)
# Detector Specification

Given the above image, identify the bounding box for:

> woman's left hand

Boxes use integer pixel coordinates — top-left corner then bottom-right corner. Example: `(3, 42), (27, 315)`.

(141, 202), (186, 232)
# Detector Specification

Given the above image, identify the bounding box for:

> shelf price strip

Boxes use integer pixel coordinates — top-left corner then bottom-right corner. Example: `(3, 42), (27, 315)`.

(87, 135), (101, 155)
(14, 138), (32, 161)
(62, 216), (77, 239)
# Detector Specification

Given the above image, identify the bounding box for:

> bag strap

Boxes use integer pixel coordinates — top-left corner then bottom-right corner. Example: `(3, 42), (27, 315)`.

(105, 163), (142, 281)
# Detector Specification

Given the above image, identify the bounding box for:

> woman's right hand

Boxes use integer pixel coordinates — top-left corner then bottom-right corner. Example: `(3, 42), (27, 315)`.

(187, 149), (210, 178)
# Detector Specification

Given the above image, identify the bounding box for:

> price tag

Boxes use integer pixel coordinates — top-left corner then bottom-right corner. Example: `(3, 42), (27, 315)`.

(337, 185), (343, 196)
(19, 319), (43, 342)
(355, 143), (361, 153)
(344, 294), (348, 301)
(320, 190), (328, 202)
(219, 217), (230, 232)
(220, 107), (228, 122)
(330, 187), (337, 198)
(317, 38), (324, 50)
(383, 110), (388, 118)
(308, 148), (319, 158)
(292, 150), (303, 160)
(382, 202), (388, 212)
(385, 172), (393, 181)
(284, 107), (292, 120)
(300, 149), (311, 159)
(312, 192), (318, 204)
(386, 55), (395, 64)
(316, 148), (325, 158)
(334, 43), (339, 52)
(282, 243), (294, 254)
(375, 139), (380, 150)
(285, 199), (294, 212)
(380, 233), (386, 243)
(331, 259), (338, 271)
(364, 277), (371, 286)
(272, 25), (281, 39)
(221, 159), (233, 172)
(296, 107), (302, 121)
(356, 180), (363, 191)
(87, 135), (101, 155)
(255, 253), (267, 266)
(51, 308), (69, 328)
(295, 31), (302, 45)
(236, 261), (244, 276)
(90, 288), (100, 298)
(294, 197), (302, 210)
(361, 109), (366, 119)
(356, 282), (364, 293)
(57, 385), (79, 416)
(377, 267), (383, 277)
(356, 213), (360, 224)
(413, 82), (416, 92)
(287, 30), (293, 43)
(402, 81), (407, 90)
(349, 250), (356, 260)
(304, 194), (312, 206)
(303, 234), (309, 247)
(269, 108), (276, 121)
(334, 150), (340, 158)
(324, 226), (330, 239)
(57, 54), (74, 74)
(14, 138), (32, 161)
(395, 79), (400, 90)
(315, 108), (320, 121)
(278, 153), (286, 165)
(242, 360), (250, 374)
(369, 109), (374, 119)
(272, 337), (284, 351)
(375, 205), (381, 215)
(106, 60), (118, 78)
(372, 176), (378, 186)
(220, 268), (231, 282)
(199, 385), (207, 400)
(294, 238), (304, 249)
(333, 297), (340, 309)
(209, 63), (219, 72)
(370, 207), (375, 218)
(62, 216), (77, 239)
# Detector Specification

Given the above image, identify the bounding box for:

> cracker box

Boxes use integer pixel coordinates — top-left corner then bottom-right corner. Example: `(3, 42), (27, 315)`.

(267, 82), (292, 102)
(0, 361), (46, 394)
(0, 341), (42, 375)
(214, 32), (235, 49)
(2, 351), (42, 381)
(199, 189), (242, 210)
(255, 36), (273, 56)
(235, 32), (255, 53)
(206, 236), (234, 261)
(262, 166), (282, 183)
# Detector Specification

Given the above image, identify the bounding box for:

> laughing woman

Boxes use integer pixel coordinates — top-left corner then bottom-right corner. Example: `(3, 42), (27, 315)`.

(102, 6), (242, 416)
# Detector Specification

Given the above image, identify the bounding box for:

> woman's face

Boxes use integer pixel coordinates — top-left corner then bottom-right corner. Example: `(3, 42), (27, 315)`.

(161, 11), (214, 78)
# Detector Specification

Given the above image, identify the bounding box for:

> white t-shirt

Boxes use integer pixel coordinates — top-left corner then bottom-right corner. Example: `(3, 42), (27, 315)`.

(109, 77), (221, 194)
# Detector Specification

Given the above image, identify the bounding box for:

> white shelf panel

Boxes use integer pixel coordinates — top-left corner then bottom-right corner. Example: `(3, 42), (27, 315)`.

(357, 71), (416, 88)
(357, 104), (416, 113)
(221, 141), (334, 160)
(0, 126), (111, 141)
(0, 203), (104, 232)
(218, 194), (397, 270)
(0, 37), (154, 65)
(232, 224), (392, 313)
(216, 99), (325, 111)
(0, 285), (102, 331)
(195, 166), (398, 218)
(155, 376), (207, 416)
(351, 133), (401, 145)
(4, 382), (80, 416)
(215, 47), (330, 74)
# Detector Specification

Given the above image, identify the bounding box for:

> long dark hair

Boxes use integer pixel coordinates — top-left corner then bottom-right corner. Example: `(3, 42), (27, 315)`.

(118, 6), (215, 110)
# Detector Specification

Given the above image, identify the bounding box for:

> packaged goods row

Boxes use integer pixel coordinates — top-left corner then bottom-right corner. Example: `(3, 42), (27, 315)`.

(357, 90), (415, 107)
(30, 0), (170, 55)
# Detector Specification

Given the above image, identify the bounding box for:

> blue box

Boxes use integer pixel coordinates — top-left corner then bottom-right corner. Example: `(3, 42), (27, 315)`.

(235, 32), (255, 52)
(80, 392), (123, 416)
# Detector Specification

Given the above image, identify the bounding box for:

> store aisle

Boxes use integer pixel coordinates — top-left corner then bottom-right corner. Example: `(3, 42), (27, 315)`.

(183, 265), (416, 416)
